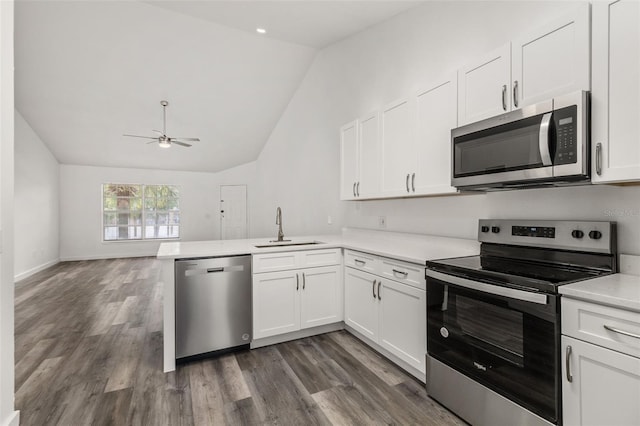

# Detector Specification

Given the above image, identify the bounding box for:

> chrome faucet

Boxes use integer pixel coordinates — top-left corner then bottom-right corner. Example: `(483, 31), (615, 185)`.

(275, 207), (284, 241)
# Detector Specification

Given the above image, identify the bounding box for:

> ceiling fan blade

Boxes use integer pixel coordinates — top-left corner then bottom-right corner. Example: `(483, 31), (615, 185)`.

(172, 137), (200, 142)
(123, 134), (157, 140)
(146, 141), (158, 144)
(152, 129), (164, 135)
(172, 141), (192, 147)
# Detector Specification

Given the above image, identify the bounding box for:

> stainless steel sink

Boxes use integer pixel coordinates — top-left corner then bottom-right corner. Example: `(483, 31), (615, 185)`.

(254, 241), (324, 248)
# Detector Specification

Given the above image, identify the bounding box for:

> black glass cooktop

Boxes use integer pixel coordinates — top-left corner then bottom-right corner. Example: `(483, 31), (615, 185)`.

(426, 254), (611, 294)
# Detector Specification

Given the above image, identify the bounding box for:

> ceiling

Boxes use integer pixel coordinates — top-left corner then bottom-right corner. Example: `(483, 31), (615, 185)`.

(15, 1), (422, 173)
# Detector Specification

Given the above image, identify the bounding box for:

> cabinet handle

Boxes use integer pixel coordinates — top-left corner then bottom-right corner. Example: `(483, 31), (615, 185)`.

(377, 281), (382, 300)
(296, 273), (299, 291)
(502, 85), (507, 111)
(406, 174), (410, 193)
(392, 269), (408, 277)
(565, 345), (573, 383)
(596, 143), (603, 176)
(353, 182), (356, 197)
(356, 181), (360, 197)
(411, 173), (415, 192)
(604, 324), (640, 340)
(302, 272), (306, 290)
(513, 80), (519, 108)
(372, 279), (376, 299)
(354, 259), (366, 266)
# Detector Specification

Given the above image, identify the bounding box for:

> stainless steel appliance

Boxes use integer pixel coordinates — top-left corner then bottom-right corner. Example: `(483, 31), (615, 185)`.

(175, 255), (252, 360)
(426, 220), (617, 426)
(452, 91), (589, 190)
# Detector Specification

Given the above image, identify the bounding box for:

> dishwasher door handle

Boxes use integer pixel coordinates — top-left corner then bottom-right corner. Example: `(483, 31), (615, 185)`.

(207, 267), (224, 273)
(184, 264), (245, 277)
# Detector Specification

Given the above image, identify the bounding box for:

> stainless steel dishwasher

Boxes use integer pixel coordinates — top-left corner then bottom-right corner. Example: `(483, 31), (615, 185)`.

(175, 255), (251, 360)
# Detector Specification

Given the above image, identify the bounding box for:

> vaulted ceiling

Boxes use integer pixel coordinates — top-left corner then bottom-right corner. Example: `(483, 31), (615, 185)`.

(15, 1), (422, 173)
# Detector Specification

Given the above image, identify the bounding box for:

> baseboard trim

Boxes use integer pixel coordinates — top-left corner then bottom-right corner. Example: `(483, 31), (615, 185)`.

(14, 259), (59, 282)
(1, 410), (20, 426)
(60, 253), (157, 262)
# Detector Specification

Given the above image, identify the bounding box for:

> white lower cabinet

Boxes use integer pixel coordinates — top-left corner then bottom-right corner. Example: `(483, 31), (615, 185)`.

(344, 250), (426, 375)
(562, 297), (640, 425)
(253, 249), (342, 340)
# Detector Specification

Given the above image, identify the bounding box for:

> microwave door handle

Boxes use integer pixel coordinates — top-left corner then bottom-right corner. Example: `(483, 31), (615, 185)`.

(539, 112), (553, 166)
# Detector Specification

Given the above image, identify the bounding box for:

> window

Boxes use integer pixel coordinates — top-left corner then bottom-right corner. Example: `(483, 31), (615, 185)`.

(102, 184), (180, 241)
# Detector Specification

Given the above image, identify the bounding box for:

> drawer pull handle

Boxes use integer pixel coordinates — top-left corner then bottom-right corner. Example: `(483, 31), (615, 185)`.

(354, 259), (366, 266)
(392, 269), (408, 277)
(604, 324), (640, 340)
(372, 279), (376, 299)
(565, 345), (573, 383)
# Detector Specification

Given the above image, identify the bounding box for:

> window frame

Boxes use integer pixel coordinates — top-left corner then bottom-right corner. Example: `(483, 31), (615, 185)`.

(101, 183), (181, 243)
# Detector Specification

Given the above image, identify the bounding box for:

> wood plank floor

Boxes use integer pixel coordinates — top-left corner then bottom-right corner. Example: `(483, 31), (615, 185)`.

(15, 257), (465, 426)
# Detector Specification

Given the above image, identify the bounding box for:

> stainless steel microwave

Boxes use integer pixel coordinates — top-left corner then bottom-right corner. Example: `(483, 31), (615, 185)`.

(451, 91), (589, 190)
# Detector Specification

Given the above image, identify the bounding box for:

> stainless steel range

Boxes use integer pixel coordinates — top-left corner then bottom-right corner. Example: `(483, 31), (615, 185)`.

(425, 220), (617, 426)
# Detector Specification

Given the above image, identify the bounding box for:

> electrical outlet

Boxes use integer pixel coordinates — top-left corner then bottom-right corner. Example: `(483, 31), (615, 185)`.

(378, 216), (386, 228)
(327, 215), (332, 225)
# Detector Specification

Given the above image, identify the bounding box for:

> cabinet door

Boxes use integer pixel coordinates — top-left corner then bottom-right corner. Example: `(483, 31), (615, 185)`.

(512, 3), (590, 109)
(358, 112), (381, 198)
(344, 268), (379, 341)
(300, 266), (342, 329)
(458, 44), (511, 125)
(381, 98), (413, 195)
(414, 73), (458, 195)
(378, 278), (426, 373)
(340, 120), (359, 200)
(562, 336), (640, 426)
(253, 271), (300, 339)
(592, 0), (640, 183)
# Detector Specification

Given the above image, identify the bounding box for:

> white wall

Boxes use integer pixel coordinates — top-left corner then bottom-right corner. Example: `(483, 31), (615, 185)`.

(14, 111), (59, 281)
(0, 1), (18, 424)
(59, 162), (256, 260)
(253, 1), (640, 255)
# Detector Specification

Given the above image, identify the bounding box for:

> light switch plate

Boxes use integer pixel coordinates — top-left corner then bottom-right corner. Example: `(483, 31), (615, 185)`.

(378, 216), (386, 228)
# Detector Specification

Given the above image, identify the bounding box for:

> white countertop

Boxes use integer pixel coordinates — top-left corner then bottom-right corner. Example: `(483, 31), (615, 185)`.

(560, 255), (640, 313)
(157, 227), (481, 264)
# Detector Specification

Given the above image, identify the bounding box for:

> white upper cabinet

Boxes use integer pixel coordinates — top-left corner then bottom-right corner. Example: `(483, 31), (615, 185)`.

(381, 98), (413, 196)
(339, 120), (359, 200)
(358, 112), (381, 197)
(458, 44), (511, 125)
(591, 0), (640, 184)
(457, 4), (590, 126)
(512, 3), (590, 108)
(414, 73), (458, 195)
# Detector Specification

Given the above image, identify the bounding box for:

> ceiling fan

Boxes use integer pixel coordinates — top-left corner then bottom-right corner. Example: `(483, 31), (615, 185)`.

(124, 100), (200, 148)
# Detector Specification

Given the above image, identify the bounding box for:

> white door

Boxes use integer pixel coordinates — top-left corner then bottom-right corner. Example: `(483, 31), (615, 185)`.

(378, 278), (426, 373)
(562, 336), (640, 426)
(592, 0), (640, 183)
(300, 266), (342, 329)
(220, 185), (247, 240)
(358, 112), (380, 198)
(512, 3), (590, 109)
(344, 268), (379, 341)
(381, 98), (413, 196)
(458, 43), (511, 125)
(252, 270), (300, 339)
(340, 120), (359, 200)
(414, 73), (458, 195)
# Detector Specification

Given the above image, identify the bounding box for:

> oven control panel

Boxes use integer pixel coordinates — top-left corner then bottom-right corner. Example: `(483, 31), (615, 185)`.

(478, 220), (616, 254)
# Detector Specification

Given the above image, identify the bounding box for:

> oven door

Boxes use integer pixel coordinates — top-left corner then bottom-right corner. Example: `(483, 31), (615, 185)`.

(426, 269), (560, 424)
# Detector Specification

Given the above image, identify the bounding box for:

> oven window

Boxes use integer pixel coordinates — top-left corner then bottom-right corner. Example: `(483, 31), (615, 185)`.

(453, 114), (546, 177)
(456, 295), (524, 363)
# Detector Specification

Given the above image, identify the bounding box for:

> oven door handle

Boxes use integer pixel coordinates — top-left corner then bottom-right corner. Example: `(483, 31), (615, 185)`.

(426, 270), (548, 305)
(539, 112), (553, 166)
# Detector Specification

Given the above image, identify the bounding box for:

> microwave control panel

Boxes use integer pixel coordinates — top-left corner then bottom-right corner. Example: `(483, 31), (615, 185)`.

(553, 105), (577, 165)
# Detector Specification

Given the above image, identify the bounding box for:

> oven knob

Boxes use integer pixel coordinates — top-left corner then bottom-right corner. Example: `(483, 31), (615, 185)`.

(491, 226), (500, 234)
(589, 230), (602, 240)
(571, 230), (584, 239)
(440, 327), (449, 338)
(481, 226), (490, 233)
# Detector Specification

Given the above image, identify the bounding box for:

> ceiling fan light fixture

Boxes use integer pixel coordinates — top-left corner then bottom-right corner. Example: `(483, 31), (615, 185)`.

(256, 28), (266, 34)
(158, 140), (171, 148)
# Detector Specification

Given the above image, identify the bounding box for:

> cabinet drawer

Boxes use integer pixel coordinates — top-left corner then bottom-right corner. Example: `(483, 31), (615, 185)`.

(379, 257), (425, 290)
(562, 297), (640, 359)
(344, 250), (378, 273)
(299, 248), (341, 268)
(252, 252), (298, 273)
